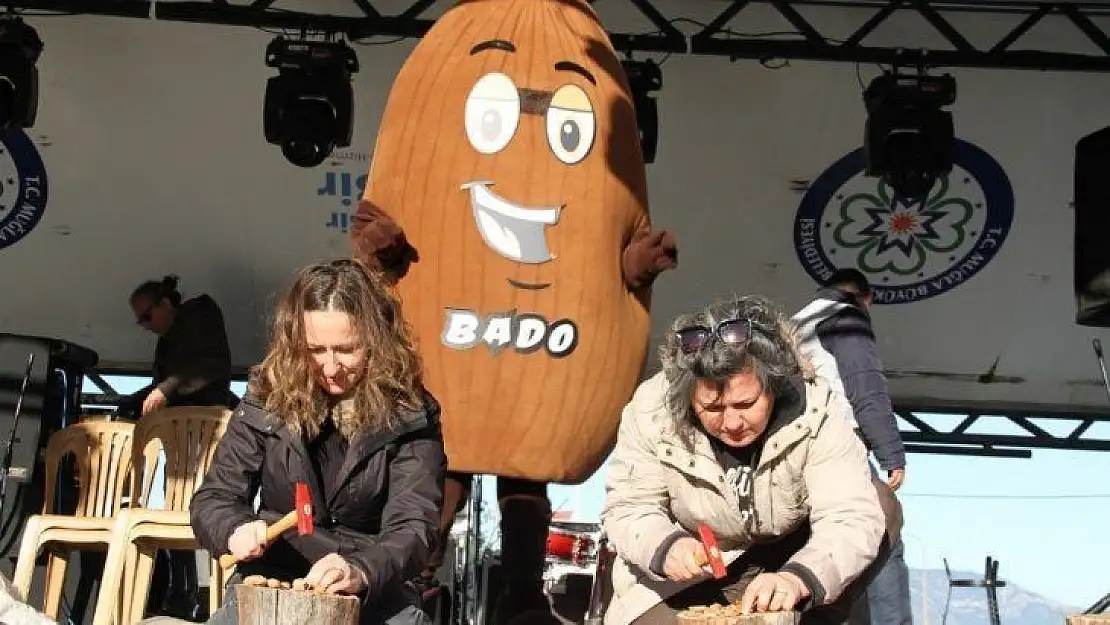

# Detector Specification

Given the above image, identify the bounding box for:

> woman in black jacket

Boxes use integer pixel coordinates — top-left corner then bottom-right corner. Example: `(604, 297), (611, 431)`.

(188, 259), (447, 625)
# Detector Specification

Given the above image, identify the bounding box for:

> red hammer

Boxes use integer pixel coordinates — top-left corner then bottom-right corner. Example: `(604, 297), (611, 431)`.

(218, 482), (314, 570)
(694, 523), (727, 579)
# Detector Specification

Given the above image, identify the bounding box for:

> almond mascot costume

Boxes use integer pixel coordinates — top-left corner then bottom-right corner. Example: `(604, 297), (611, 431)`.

(350, 0), (676, 621)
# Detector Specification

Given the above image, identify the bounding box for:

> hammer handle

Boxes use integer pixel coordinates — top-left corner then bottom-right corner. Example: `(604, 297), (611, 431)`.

(218, 510), (300, 570)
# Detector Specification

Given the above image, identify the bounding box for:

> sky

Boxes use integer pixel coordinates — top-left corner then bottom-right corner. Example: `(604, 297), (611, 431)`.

(92, 376), (1110, 611)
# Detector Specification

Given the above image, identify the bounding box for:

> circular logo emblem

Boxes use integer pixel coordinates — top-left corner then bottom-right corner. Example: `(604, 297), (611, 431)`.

(0, 130), (47, 252)
(793, 139), (1013, 305)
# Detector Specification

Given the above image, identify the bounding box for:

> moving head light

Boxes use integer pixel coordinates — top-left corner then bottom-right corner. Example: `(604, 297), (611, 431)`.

(863, 70), (957, 203)
(263, 37), (359, 168)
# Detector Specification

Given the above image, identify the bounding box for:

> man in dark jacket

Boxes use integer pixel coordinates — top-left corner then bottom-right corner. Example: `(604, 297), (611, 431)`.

(125, 277), (237, 416)
(125, 278), (238, 619)
(793, 268), (911, 625)
(147, 293), (235, 409)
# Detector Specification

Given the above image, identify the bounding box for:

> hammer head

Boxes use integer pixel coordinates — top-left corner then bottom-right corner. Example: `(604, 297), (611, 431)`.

(295, 482), (314, 536)
(697, 523), (727, 579)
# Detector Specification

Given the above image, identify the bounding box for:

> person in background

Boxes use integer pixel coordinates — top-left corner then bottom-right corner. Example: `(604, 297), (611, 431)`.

(792, 268), (912, 625)
(125, 274), (236, 416)
(601, 295), (895, 625)
(185, 259), (446, 625)
(124, 274), (237, 620)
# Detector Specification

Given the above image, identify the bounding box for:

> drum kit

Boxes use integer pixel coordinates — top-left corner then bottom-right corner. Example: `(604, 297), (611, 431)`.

(448, 481), (616, 625)
(466, 519), (610, 625)
(543, 520), (601, 593)
(542, 519), (615, 624)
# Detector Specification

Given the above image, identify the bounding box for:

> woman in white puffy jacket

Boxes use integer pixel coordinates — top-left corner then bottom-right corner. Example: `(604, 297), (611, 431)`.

(601, 295), (899, 625)
(0, 573), (56, 625)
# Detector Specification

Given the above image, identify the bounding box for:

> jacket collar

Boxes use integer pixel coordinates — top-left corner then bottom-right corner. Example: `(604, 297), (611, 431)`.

(325, 407), (430, 505)
(660, 376), (814, 485)
(244, 393), (437, 509)
(749, 376), (814, 469)
(815, 287), (871, 322)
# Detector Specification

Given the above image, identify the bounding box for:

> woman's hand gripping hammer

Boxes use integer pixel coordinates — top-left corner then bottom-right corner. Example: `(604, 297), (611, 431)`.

(218, 482), (314, 570)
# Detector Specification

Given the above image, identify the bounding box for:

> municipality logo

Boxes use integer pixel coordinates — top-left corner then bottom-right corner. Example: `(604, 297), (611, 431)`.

(793, 138), (1013, 304)
(0, 130), (47, 252)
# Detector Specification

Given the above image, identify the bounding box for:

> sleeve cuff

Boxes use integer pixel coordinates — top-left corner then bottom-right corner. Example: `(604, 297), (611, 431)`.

(877, 453), (906, 471)
(780, 561), (826, 609)
(156, 377), (180, 398)
(349, 561), (373, 605)
(649, 529), (690, 577)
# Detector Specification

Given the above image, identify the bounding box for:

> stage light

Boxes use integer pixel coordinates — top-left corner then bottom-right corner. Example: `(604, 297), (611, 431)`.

(863, 69), (957, 203)
(621, 58), (663, 164)
(263, 36), (359, 168)
(0, 17), (43, 130)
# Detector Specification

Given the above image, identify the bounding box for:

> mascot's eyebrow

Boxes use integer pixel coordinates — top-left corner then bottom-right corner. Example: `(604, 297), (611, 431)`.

(554, 60), (596, 85)
(470, 39), (516, 55)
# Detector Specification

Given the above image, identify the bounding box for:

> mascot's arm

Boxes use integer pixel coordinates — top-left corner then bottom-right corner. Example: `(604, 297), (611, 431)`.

(350, 199), (419, 282)
(621, 222), (678, 291)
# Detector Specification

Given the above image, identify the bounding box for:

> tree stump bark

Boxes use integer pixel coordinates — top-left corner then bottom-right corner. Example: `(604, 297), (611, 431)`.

(675, 611), (800, 624)
(1067, 616), (1110, 624)
(236, 584), (360, 625)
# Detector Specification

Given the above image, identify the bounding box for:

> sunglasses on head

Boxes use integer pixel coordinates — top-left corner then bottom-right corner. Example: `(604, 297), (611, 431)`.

(675, 318), (752, 355)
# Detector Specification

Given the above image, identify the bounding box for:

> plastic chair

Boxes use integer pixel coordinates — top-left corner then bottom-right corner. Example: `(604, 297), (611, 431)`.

(90, 405), (231, 625)
(11, 421), (135, 619)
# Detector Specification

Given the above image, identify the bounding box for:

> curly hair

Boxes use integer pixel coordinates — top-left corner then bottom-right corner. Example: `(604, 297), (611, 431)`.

(658, 294), (811, 425)
(248, 259), (424, 437)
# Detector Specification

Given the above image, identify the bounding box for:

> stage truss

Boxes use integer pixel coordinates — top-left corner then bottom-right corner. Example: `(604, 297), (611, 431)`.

(80, 373), (1110, 456)
(896, 402), (1110, 457)
(9, 0), (1110, 71)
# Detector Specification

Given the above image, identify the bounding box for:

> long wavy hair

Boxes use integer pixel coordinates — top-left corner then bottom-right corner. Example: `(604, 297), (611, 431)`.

(248, 259), (424, 437)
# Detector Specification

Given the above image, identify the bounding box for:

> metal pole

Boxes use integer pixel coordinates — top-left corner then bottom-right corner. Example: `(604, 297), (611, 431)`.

(0, 352), (35, 508)
(1093, 339), (1110, 404)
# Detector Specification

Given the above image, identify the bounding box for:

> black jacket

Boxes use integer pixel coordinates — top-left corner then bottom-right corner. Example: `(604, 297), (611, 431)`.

(813, 288), (906, 471)
(155, 294), (233, 407)
(122, 295), (235, 415)
(189, 391), (447, 618)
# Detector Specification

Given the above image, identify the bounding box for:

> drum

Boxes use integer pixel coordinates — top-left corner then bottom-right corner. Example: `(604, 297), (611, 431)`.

(546, 521), (600, 567)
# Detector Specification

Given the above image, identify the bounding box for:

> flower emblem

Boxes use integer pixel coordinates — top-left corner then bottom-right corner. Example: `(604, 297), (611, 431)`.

(832, 175), (974, 276)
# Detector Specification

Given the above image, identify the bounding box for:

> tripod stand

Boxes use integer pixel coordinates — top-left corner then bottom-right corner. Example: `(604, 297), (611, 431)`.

(0, 353), (35, 512)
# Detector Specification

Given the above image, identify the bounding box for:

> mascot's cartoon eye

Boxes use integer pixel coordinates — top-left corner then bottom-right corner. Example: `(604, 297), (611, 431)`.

(465, 72), (521, 154)
(545, 84), (596, 165)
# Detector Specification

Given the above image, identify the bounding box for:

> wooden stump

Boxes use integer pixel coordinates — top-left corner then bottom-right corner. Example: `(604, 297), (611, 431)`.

(236, 583), (360, 625)
(1067, 616), (1110, 624)
(675, 609), (800, 625)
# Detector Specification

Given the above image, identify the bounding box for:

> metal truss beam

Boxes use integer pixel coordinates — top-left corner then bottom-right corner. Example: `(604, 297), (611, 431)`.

(896, 406), (1110, 457)
(11, 0), (1110, 70)
(3, 0), (686, 52)
(689, 0), (1110, 72)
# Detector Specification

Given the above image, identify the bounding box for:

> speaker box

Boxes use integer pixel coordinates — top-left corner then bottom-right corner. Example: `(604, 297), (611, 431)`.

(1075, 127), (1110, 327)
(0, 334), (97, 572)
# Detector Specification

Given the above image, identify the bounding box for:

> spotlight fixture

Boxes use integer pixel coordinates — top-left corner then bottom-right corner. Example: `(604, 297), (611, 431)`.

(621, 58), (663, 164)
(863, 64), (957, 203)
(263, 35), (359, 168)
(0, 17), (43, 130)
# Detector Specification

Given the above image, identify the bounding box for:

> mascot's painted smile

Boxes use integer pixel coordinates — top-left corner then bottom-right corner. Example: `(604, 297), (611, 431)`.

(461, 181), (562, 265)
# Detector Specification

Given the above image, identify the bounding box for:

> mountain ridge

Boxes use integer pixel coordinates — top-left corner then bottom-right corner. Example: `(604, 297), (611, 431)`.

(908, 568), (1083, 625)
